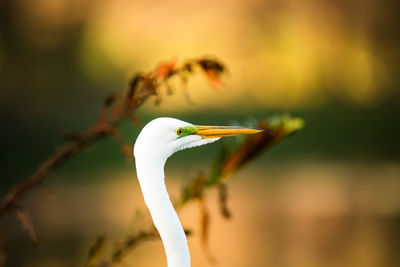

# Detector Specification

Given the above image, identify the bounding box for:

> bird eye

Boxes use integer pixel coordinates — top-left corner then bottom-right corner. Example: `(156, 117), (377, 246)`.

(176, 128), (183, 135)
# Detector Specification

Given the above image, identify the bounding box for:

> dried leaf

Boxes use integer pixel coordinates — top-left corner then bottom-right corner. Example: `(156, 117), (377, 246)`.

(12, 205), (37, 248)
(196, 58), (226, 89)
(135, 78), (159, 105)
(182, 62), (193, 73)
(181, 172), (206, 204)
(87, 235), (106, 267)
(112, 231), (157, 263)
(205, 69), (224, 88)
(127, 74), (143, 99)
(154, 58), (178, 80)
(218, 184), (231, 219)
(198, 197), (217, 264)
(165, 82), (174, 96)
(197, 58), (225, 73)
(104, 93), (120, 107)
(142, 78), (157, 95)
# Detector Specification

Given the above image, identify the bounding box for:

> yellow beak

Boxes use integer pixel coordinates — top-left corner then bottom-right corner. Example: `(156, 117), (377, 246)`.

(195, 125), (263, 138)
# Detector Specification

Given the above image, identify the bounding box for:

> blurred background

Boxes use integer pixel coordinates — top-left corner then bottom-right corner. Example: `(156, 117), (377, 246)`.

(0, 0), (399, 266)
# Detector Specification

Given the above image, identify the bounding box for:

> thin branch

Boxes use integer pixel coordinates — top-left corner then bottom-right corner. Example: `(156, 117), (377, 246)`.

(0, 56), (227, 266)
(0, 57), (226, 219)
(0, 230), (6, 267)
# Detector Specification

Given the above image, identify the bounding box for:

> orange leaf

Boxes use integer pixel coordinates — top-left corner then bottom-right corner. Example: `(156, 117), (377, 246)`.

(205, 69), (223, 89)
(196, 58), (226, 89)
(154, 58), (178, 80)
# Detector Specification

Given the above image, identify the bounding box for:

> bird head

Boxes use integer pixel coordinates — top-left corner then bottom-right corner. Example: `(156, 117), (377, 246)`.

(134, 117), (262, 161)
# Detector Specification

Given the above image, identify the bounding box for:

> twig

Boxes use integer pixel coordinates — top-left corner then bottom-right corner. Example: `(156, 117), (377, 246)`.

(0, 56), (228, 265)
(0, 230), (6, 267)
(0, 57), (226, 218)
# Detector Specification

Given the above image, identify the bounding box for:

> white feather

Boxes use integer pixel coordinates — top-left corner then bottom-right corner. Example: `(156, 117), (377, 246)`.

(134, 117), (220, 267)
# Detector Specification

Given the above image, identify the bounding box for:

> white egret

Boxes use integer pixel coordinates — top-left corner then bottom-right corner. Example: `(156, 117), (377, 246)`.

(134, 117), (262, 267)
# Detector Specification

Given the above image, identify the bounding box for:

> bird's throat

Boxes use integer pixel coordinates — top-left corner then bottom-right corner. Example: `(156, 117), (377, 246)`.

(135, 158), (190, 267)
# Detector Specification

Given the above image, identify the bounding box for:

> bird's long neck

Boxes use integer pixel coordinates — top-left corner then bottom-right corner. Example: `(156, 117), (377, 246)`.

(135, 156), (190, 267)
